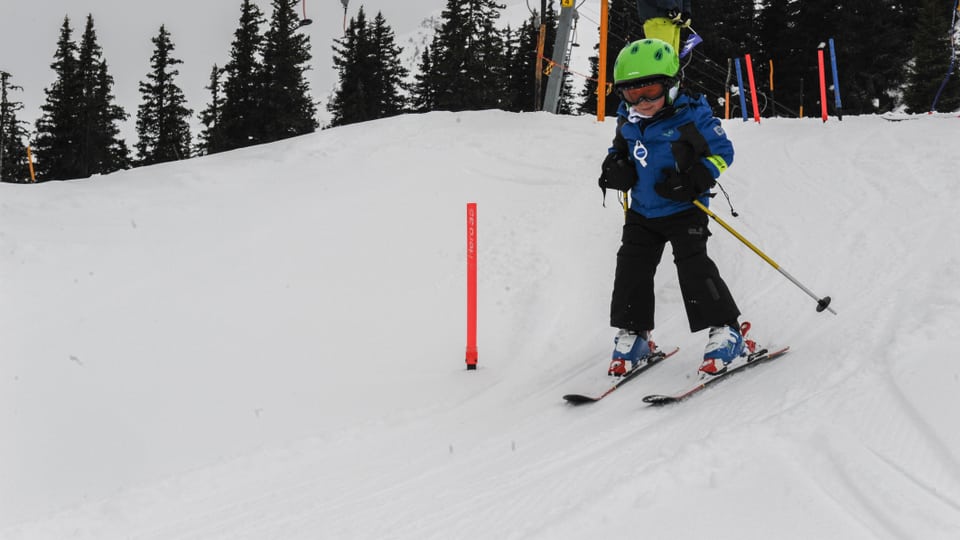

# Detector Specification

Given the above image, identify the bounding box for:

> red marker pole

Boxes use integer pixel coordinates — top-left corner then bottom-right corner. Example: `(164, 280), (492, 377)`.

(465, 203), (478, 370)
(817, 47), (828, 122)
(744, 53), (761, 123)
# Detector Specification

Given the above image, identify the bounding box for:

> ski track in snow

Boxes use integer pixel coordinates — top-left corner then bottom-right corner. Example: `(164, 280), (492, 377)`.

(3, 112), (960, 539)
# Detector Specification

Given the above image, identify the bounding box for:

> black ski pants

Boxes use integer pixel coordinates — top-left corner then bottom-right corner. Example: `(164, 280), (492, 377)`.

(610, 208), (740, 333)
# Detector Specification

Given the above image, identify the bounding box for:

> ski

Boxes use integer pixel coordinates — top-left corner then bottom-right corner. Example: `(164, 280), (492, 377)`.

(563, 347), (679, 405)
(642, 345), (790, 406)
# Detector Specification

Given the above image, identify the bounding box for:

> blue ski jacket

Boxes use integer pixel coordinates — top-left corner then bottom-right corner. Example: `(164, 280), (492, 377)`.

(609, 92), (734, 219)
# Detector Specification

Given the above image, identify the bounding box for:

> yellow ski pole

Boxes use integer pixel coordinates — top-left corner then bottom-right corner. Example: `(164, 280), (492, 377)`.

(692, 199), (836, 315)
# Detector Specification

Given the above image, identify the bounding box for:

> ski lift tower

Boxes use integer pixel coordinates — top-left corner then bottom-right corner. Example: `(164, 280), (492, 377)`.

(542, 0), (577, 113)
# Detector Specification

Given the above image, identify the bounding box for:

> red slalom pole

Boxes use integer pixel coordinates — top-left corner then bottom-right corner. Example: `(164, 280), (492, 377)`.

(817, 47), (828, 122)
(466, 203), (478, 370)
(744, 54), (761, 123)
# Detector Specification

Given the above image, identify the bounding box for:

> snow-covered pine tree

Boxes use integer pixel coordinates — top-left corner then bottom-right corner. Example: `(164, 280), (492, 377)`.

(135, 25), (192, 166)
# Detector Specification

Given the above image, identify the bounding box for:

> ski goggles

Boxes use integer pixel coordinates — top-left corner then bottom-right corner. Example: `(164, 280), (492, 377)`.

(618, 79), (672, 105)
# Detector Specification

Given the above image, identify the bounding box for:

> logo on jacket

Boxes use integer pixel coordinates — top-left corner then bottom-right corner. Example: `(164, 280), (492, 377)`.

(632, 140), (648, 167)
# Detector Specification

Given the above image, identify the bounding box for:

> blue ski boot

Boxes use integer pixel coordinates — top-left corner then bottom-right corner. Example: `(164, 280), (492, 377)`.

(698, 325), (746, 376)
(609, 329), (652, 376)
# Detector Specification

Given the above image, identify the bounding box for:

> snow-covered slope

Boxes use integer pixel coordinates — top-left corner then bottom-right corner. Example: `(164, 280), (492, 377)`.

(3, 111), (960, 539)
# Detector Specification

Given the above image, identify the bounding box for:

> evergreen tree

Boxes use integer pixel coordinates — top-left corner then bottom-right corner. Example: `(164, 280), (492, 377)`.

(369, 11), (409, 118)
(329, 7), (375, 126)
(197, 64), (226, 154)
(577, 54), (602, 115)
(329, 8), (409, 126)
(756, 0), (793, 64)
(33, 16), (84, 180)
(427, 0), (508, 111)
(135, 25), (192, 165)
(685, 0), (758, 116)
(474, 5), (510, 110)
(410, 45), (438, 112)
(504, 7), (561, 113)
(94, 61), (132, 170)
(260, 0), (317, 142)
(756, 0), (801, 116)
(788, 0), (838, 117)
(76, 14), (130, 176)
(695, 0), (758, 66)
(501, 25), (523, 111)
(826, 0), (915, 115)
(904, 0), (960, 113)
(751, 0), (917, 117)
(0, 70), (30, 182)
(220, 0), (267, 150)
(555, 64), (576, 115)
(34, 15), (128, 180)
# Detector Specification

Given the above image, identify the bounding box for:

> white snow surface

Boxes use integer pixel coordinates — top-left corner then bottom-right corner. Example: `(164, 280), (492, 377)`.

(3, 111), (960, 539)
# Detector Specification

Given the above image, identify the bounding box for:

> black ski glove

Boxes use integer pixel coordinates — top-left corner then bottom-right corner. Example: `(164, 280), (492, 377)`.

(667, 10), (692, 28)
(654, 161), (716, 202)
(598, 152), (638, 193)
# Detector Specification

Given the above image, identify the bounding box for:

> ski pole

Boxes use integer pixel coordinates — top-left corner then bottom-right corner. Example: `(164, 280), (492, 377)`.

(692, 199), (836, 315)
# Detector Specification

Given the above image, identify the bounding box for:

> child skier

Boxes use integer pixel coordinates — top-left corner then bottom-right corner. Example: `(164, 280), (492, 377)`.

(598, 38), (744, 378)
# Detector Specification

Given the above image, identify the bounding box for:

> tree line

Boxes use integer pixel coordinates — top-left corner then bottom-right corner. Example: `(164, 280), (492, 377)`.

(327, 0), (574, 126)
(585, 0), (959, 118)
(1, 0), (316, 183)
(331, 0), (958, 123)
(2, 0), (958, 183)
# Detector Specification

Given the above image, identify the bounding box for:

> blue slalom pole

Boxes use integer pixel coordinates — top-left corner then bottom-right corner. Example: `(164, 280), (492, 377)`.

(734, 58), (748, 122)
(828, 38), (843, 120)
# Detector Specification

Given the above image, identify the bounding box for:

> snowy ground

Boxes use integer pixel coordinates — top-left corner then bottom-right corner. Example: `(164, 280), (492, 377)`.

(2, 110), (960, 539)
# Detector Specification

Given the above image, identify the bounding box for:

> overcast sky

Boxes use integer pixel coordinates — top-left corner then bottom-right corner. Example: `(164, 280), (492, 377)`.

(0, 1), (599, 142)
(0, 1), (455, 139)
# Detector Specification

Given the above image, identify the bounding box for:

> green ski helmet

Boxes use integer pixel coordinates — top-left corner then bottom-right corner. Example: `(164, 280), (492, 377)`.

(612, 38), (681, 104)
